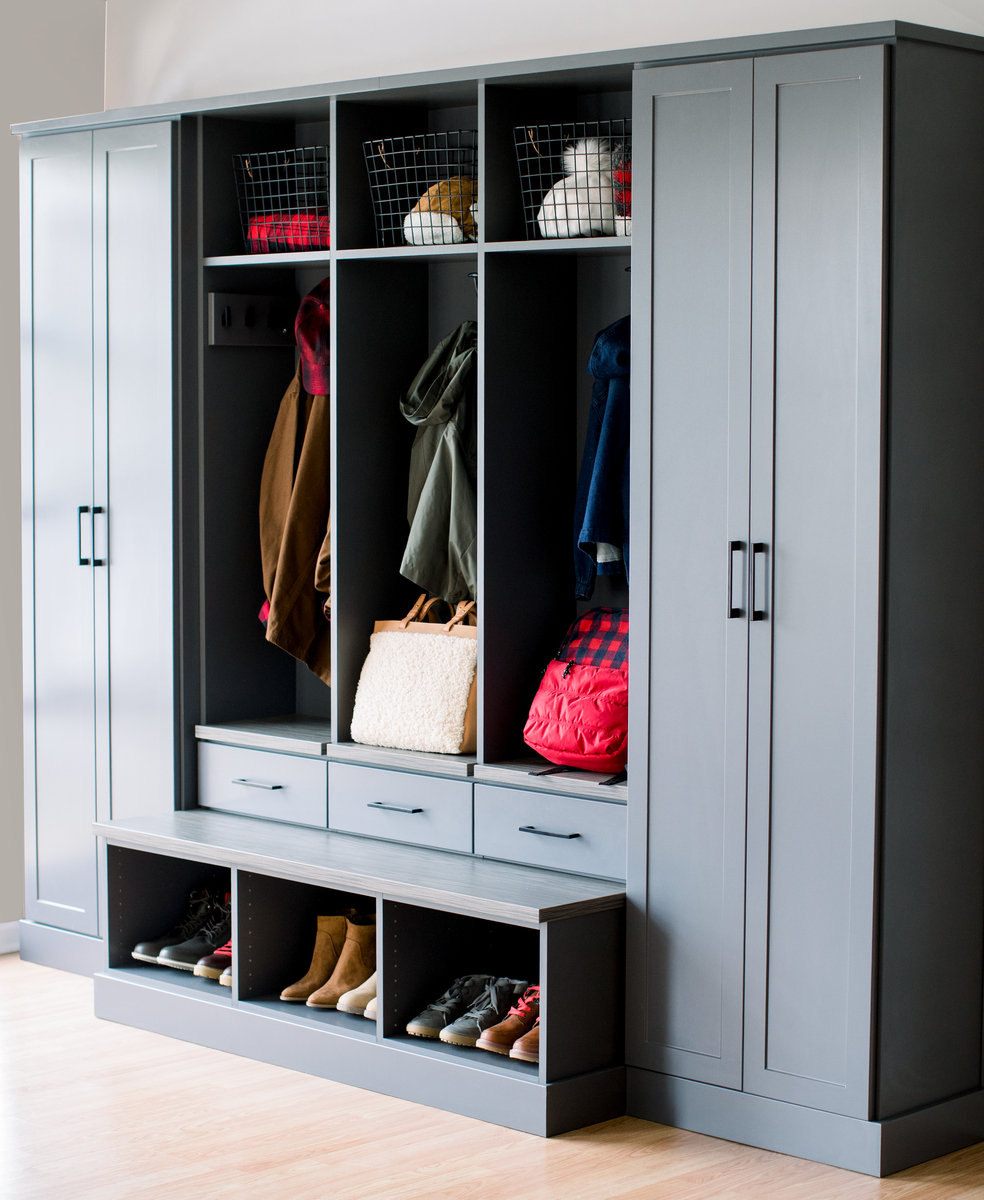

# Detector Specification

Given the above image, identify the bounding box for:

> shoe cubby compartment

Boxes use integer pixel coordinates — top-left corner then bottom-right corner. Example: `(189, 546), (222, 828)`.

(474, 785), (626, 880)
(483, 73), (632, 246)
(235, 871), (376, 1039)
(105, 845), (232, 1004)
(481, 247), (630, 766)
(95, 809), (624, 1134)
(333, 84), (479, 252)
(198, 742), (328, 828)
(332, 255), (478, 759)
(380, 901), (539, 1076)
(381, 895), (623, 1089)
(201, 113), (332, 264)
(327, 763), (472, 852)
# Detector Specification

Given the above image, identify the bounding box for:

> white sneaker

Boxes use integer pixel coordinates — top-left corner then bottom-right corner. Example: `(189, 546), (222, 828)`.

(337, 971), (376, 1016)
(364, 995), (377, 1021)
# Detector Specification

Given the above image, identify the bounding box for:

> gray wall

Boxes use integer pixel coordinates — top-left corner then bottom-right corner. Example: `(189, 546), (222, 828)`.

(103, 0), (984, 109)
(0, 1), (106, 928)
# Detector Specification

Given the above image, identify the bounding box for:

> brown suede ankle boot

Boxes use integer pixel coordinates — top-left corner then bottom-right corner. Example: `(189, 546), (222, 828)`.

(306, 915), (377, 1009)
(280, 911), (355, 1002)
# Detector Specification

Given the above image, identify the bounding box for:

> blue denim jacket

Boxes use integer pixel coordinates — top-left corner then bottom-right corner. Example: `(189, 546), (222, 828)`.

(574, 316), (630, 600)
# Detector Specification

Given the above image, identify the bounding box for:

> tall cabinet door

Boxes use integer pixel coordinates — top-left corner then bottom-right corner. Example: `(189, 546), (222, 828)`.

(627, 59), (753, 1088)
(20, 131), (99, 936)
(92, 123), (176, 824)
(744, 47), (886, 1118)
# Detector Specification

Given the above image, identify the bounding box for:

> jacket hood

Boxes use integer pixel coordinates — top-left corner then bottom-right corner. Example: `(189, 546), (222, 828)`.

(588, 315), (630, 380)
(401, 321), (477, 427)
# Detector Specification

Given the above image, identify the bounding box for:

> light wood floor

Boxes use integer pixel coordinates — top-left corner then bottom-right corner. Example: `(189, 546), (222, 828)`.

(1, 954), (982, 1200)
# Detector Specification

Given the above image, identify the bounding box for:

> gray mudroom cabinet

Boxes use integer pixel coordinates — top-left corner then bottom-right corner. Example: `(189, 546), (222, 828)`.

(627, 37), (984, 1172)
(19, 123), (176, 970)
(14, 18), (984, 1175)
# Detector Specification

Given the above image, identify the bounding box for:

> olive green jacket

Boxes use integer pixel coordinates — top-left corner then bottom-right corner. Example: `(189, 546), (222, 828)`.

(399, 321), (477, 605)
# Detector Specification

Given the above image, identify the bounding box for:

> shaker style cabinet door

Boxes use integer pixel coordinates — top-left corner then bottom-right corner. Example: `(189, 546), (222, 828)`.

(20, 132), (99, 936)
(91, 123), (176, 823)
(743, 46), (886, 1118)
(21, 123), (176, 939)
(626, 59), (753, 1089)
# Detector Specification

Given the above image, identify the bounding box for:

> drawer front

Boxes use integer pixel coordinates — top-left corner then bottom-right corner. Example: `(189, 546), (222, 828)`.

(474, 785), (626, 879)
(198, 742), (327, 827)
(328, 763), (473, 852)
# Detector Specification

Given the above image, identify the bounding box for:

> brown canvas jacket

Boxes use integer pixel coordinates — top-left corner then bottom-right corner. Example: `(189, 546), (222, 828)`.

(259, 361), (332, 685)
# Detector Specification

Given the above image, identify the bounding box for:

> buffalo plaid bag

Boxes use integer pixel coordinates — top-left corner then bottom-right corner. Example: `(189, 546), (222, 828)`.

(523, 608), (628, 772)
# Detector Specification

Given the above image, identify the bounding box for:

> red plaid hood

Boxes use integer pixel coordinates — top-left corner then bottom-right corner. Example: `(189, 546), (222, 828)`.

(556, 607), (628, 670)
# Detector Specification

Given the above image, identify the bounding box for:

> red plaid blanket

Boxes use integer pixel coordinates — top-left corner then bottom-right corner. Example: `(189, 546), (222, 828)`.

(247, 212), (330, 253)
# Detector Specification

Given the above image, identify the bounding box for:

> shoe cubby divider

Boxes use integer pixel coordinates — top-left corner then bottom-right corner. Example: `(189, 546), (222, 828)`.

(236, 870), (374, 1026)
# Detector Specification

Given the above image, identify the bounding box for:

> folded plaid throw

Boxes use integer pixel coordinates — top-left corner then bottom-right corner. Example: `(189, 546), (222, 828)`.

(247, 212), (330, 252)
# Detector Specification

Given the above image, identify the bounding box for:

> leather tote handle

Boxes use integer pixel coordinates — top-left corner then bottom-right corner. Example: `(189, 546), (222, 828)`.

(443, 600), (477, 631)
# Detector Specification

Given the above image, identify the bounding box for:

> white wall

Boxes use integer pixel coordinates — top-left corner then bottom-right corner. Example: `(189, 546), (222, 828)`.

(1, 2), (107, 927)
(104, 0), (984, 109)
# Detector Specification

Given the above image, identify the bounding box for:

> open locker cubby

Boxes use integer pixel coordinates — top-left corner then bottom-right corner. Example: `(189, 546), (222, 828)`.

(106, 845), (232, 1003)
(201, 114), (333, 263)
(333, 85), (479, 252)
(483, 72), (632, 246)
(481, 245), (630, 766)
(333, 256), (478, 748)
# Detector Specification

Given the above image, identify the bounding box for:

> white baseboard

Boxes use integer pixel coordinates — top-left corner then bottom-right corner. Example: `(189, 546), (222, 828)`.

(0, 921), (21, 955)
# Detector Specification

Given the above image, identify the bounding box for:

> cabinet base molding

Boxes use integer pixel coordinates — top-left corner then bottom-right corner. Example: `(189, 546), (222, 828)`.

(626, 1067), (984, 1177)
(18, 920), (103, 977)
(94, 970), (625, 1136)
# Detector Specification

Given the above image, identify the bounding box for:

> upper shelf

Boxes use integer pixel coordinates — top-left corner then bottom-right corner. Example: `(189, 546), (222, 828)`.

(203, 250), (332, 268)
(94, 809), (625, 925)
(202, 239), (631, 268)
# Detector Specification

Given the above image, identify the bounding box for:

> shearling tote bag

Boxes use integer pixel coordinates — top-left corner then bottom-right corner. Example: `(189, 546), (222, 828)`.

(350, 595), (477, 755)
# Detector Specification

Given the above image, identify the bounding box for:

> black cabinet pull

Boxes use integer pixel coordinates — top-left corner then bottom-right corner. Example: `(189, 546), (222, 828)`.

(92, 506), (105, 566)
(232, 778), (282, 790)
(752, 542), (768, 620)
(77, 505), (90, 565)
(367, 801), (423, 814)
(519, 825), (580, 840)
(729, 540), (745, 618)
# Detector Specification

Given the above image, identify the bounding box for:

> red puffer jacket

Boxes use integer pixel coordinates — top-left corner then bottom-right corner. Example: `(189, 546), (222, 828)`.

(523, 608), (627, 772)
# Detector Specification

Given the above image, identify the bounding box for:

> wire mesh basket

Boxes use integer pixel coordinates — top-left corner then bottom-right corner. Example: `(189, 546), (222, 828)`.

(233, 146), (330, 254)
(513, 121), (631, 240)
(363, 131), (478, 248)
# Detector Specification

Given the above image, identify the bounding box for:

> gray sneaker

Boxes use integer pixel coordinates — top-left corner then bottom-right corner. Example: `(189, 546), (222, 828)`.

(406, 974), (492, 1038)
(439, 977), (529, 1047)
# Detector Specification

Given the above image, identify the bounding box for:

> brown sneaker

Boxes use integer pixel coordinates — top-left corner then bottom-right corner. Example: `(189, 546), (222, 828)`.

(476, 985), (539, 1054)
(279, 911), (356, 1002)
(306, 915), (376, 1009)
(509, 1017), (540, 1063)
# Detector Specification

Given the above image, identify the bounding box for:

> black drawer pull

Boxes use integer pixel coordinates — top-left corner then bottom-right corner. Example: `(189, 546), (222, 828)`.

(232, 778), (283, 790)
(519, 825), (581, 840)
(368, 801), (424, 814)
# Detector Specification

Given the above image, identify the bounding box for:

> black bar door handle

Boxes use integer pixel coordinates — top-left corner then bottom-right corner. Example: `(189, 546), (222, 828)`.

(232, 778), (283, 790)
(519, 825), (581, 840)
(752, 542), (768, 621)
(91, 506), (105, 566)
(729, 540), (745, 618)
(77, 505), (90, 565)
(367, 801), (424, 814)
